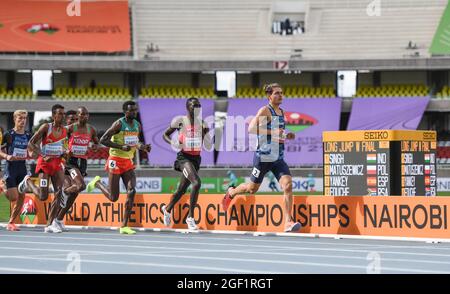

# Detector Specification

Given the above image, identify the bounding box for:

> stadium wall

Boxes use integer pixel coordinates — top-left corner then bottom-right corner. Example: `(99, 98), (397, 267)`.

(0, 71), (6, 86)
(17, 193), (450, 239)
(14, 72), (30, 87)
(78, 72), (124, 87)
(381, 71), (427, 86)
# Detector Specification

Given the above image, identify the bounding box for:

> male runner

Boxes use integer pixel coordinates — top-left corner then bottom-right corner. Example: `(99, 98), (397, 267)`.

(23, 104), (67, 233)
(161, 97), (212, 230)
(0, 110), (32, 231)
(221, 83), (301, 232)
(86, 101), (151, 234)
(53, 107), (99, 231)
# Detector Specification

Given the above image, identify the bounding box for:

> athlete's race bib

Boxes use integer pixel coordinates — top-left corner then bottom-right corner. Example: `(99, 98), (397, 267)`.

(108, 160), (117, 169)
(12, 148), (27, 159)
(71, 145), (88, 156)
(124, 135), (139, 146)
(43, 143), (63, 156)
(185, 137), (202, 150)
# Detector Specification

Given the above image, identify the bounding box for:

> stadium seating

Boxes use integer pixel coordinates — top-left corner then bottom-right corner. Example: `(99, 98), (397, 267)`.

(236, 86), (335, 98)
(52, 86), (132, 101)
(354, 85), (429, 98)
(0, 85), (34, 100)
(133, 0), (446, 60)
(436, 86), (450, 99)
(139, 86), (216, 99)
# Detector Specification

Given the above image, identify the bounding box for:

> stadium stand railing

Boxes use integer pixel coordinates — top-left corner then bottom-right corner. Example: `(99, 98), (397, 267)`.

(52, 86), (132, 101)
(354, 85), (430, 98)
(139, 86), (216, 99)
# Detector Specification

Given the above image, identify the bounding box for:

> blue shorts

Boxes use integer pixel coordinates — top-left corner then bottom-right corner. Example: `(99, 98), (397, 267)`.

(3, 164), (28, 189)
(250, 154), (291, 184)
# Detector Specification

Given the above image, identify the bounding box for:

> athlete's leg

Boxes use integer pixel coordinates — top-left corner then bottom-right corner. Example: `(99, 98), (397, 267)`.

(166, 175), (190, 213)
(120, 169), (136, 228)
(178, 162), (202, 218)
(5, 188), (24, 224)
(272, 160), (300, 232)
(279, 175), (294, 223)
(95, 172), (121, 202)
(27, 173), (49, 201)
(64, 168), (86, 194)
(47, 169), (66, 226)
(56, 175), (79, 222)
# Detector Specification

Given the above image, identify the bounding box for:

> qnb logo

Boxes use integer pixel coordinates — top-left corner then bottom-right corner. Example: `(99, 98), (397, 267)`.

(284, 111), (318, 133)
(21, 23), (59, 35)
(20, 197), (37, 224)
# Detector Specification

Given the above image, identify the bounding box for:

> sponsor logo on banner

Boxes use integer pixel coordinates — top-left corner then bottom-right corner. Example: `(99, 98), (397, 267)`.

(19, 194), (450, 238)
(437, 178), (450, 192)
(20, 196), (37, 224)
(284, 111), (318, 133)
(84, 177), (162, 193)
(244, 177), (323, 192)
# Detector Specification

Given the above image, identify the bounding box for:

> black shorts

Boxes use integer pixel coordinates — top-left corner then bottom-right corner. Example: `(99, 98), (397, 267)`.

(250, 154), (291, 184)
(65, 157), (88, 177)
(4, 164), (28, 189)
(174, 152), (201, 172)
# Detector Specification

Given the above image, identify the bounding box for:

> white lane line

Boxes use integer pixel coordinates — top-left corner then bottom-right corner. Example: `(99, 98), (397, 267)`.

(0, 239), (450, 258)
(7, 230), (450, 251)
(0, 255), (283, 274)
(0, 250), (448, 274)
(1, 236), (450, 259)
(0, 267), (67, 274)
(5, 233), (450, 253)
(2, 245), (450, 268)
(3, 223), (450, 244)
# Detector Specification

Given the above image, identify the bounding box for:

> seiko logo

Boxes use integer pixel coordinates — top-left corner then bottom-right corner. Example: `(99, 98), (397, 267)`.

(364, 131), (389, 140)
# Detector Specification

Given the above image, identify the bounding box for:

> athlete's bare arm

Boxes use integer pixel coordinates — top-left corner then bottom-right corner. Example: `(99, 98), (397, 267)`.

(248, 106), (275, 136)
(136, 122), (151, 153)
(202, 120), (212, 150)
(90, 125), (100, 152)
(99, 120), (127, 150)
(163, 116), (183, 147)
(28, 123), (49, 159)
(0, 133), (22, 161)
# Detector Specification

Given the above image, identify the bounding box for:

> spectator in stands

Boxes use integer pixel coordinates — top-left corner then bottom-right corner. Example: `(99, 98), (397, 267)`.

(90, 79), (97, 88)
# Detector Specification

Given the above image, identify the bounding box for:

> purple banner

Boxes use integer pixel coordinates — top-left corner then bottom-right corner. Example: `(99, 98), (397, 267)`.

(217, 98), (342, 166)
(347, 97), (430, 130)
(138, 98), (215, 166)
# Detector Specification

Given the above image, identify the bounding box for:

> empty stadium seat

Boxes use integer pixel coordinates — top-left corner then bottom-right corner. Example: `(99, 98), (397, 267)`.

(52, 86), (132, 101)
(133, 0), (446, 60)
(354, 85), (429, 98)
(436, 86), (450, 99)
(235, 86), (336, 98)
(0, 85), (35, 100)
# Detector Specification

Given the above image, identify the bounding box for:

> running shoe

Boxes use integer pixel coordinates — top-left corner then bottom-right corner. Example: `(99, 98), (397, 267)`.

(45, 221), (62, 233)
(18, 175), (31, 194)
(221, 187), (233, 211)
(162, 205), (171, 227)
(54, 219), (67, 232)
(284, 221), (301, 232)
(86, 176), (101, 193)
(6, 223), (20, 231)
(119, 227), (136, 235)
(185, 217), (198, 230)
